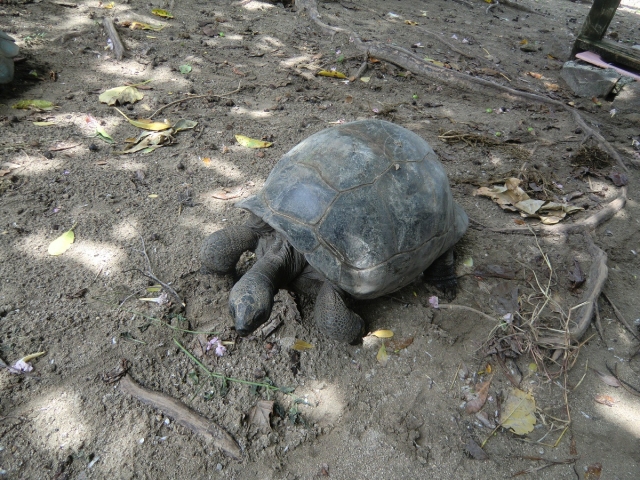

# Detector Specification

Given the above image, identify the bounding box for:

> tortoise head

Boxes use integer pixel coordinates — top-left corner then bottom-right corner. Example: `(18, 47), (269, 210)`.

(229, 274), (274, 336)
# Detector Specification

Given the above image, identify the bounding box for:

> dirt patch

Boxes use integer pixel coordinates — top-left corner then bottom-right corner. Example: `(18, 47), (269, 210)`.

(1, 1), (640, 479)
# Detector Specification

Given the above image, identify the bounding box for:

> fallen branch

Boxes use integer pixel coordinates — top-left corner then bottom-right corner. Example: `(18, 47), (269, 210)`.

(102, 17), (125, 60)
(149, 82), (243, 119)
(537, 233), (607, 348)
(120, 374), (242, 459)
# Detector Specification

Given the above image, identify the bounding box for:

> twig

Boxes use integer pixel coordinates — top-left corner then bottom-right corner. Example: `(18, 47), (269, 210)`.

(350, 53), (368, 81)
(438, 304), (500, 324)
(593, 298), (606, 347)
(149, 82), (243, 119)
(134, 236), (184, 307)
(102, 17), (125, 60)
(119, 374), (242, 459)
(602, 292), (640, 342)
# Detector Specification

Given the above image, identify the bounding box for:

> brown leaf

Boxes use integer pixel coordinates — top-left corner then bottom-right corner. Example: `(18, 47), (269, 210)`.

(464, 438), (489, 460)
(248, 400), (273, 432)
(568, 259), (585, 290)
(212, 185), (244, 200)
(465, 378), (492, 414)
(584, 463), (602, 480)
(594, 394), (617, 407)
(387, 337), (414, 352)
(608, 171), (628, 187)
(591, 368), (621, 387)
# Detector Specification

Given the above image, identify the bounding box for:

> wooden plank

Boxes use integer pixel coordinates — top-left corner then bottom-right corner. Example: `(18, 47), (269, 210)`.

(574, 37), (640, 72)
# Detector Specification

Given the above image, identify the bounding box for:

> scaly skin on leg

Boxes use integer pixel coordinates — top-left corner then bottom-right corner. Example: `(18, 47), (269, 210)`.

(314, 282), (364, 343)
(200, 225), (260, 274)
(231, 238), (307, 335)
(423, 247), (458, 300)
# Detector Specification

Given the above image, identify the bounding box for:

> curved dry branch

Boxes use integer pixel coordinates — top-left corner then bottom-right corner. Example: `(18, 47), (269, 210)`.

(537, 233), (608, 348)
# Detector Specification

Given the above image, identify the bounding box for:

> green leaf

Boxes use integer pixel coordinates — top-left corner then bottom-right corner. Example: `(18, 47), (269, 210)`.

(235, 134), (272, 148)
(12, 99), (56, 110)
(48, 224), (76, 256)
(95, 126), (115, 143)
(179, 64), (192, 74)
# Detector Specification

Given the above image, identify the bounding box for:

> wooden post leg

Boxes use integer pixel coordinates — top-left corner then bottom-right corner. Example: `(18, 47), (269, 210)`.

(571, 0), (621, 57)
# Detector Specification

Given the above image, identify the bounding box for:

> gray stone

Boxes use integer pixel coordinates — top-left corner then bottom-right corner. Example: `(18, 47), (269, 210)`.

(560, 61), (621, 97)
(613, 81), (640, 114)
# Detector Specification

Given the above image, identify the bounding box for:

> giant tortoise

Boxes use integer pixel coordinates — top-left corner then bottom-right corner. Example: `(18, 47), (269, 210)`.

(201, 119), (468, 343)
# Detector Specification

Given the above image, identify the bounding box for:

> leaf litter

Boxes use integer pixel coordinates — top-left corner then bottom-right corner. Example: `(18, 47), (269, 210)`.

(474, 177), (583, 224)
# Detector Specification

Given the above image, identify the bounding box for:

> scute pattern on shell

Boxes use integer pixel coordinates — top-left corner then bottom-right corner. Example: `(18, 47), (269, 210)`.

(237, 120), (468, 299)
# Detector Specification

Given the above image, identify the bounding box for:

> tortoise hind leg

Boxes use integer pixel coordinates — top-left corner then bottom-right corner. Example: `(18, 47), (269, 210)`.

(423, 247), (458, 300)
(314, 282), (364, 343)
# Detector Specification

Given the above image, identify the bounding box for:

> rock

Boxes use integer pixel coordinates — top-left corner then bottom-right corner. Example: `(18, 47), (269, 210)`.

(0, 30), (19, 84)
(560, 61), (620, 97)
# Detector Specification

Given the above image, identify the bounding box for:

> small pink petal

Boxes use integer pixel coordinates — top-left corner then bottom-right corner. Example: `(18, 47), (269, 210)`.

(428, 296), (439, 309)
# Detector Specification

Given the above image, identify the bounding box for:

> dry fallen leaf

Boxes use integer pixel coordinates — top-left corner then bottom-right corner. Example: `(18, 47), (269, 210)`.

(249, 400), (273, 432)
(464, 438), (489, 460)
(212, 186), (245, 200)
(465, 378), (492, 414)
(376, 344), (389, 366)
(235, 135), (273, 148)
(370, 329), (394, 338)
(594, 394), (617, 407)
(591, 368), (621, 387)
(317, 70), (347, 79)
(584, 463), (602, 480)
(499, 388), (536, 435)
(292, 339), (314, 351)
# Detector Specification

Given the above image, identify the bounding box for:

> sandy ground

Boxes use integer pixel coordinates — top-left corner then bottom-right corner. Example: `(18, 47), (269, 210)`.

(1, 0), (640, 478)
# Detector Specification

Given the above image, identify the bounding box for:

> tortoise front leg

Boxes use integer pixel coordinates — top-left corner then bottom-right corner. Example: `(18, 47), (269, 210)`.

(314, 282), (364, 343)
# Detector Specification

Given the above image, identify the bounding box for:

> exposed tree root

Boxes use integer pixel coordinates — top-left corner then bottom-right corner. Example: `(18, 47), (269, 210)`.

(297, 0), (631, 353)
(536, 233), (607, 348)
(297, 0), (629, 173)
(120, 374), (243, 460)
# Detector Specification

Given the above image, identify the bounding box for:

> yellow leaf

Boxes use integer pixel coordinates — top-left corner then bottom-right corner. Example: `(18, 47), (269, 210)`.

(360, 76), (370, 83)
(129, 21), (166, 31)
(404, 20), (418, 26)
(499, 388), (536, 435)
(12, 99), (56, 110)
(146, 285), (162, 292)
(152, 8), (173, 18)
(113, 107), (171, 131)
(519, 39), (528, 45)
(235, 134), (272, 148)
(48, 224), (76, 256)
(148, 194), (158, 198)
(129, 118), (171, 131)
(99, 85), (144, 106)
(292, 339), (314, 351)
(377, 344), (389, 366)
(202, 157), (211, 165)
(33, 121), (57, 126)
(102, 1), (115, 8)
(528, 363), (538, 373)
(317, 70), (347, 79)
(370, 329), (394, 338)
